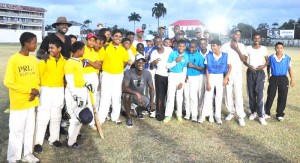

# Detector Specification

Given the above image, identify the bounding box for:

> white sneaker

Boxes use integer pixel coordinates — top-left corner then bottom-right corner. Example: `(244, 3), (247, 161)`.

(277, 117), (284, 121)
(215, 118), (222, 125)
(191, 116), (197, 122)
(184, 115), (190, 120)
(264, 114), (271, 119)
(61, 120), (69, 127)
(149, 111), (156, 118)
(209, 116), (214, 123)
(89, 124), (97, 130)
(259, 117), (267, 125)
(197, 115), (205, 123)
(22, 153), (39, 163)
(225, 113), (234, 121)
(238, 118), (245, 127)
(249, 112), (257, 120)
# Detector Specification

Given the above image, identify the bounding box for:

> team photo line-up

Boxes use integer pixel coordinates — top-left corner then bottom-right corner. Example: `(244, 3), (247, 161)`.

(4, 16), (295, 163)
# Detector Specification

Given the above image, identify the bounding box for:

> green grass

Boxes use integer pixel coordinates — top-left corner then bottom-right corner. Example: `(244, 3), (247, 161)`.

(0, 44), (300, 162)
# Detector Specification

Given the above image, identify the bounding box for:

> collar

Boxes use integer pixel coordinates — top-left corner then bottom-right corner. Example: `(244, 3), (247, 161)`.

(213, 52), (222, 60)
(70, 57), (81, 61)
(200, 49), (209, 56)
(273, 53), (286, 62)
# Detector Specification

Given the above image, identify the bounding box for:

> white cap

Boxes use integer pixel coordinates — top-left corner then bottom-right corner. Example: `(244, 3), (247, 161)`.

(135, 54), (146, 62)
(145, 34), (154, 41)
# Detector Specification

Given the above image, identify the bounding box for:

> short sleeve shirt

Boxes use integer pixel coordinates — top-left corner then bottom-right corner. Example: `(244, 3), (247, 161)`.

(123, 69), (153, 95)
(246, 45), (268, 68)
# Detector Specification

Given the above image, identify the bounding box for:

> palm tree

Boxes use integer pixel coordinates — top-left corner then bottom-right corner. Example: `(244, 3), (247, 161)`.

(128, 12), (141, 31)
(83, 19), (92, 29)
(152, 2), (167, 28)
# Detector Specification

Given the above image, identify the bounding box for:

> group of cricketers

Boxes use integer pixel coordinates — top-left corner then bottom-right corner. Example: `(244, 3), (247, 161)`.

(4, 17), (295, 163)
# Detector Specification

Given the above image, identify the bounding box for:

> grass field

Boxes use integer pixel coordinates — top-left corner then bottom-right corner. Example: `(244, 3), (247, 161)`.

(0, 44), (299, 163)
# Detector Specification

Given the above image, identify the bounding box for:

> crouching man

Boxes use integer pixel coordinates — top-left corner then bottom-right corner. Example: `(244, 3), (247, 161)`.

(122, 55), (155, 128)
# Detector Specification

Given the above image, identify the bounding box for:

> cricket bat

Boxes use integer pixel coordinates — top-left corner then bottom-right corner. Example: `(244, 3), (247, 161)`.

(89, 91), (104, 139)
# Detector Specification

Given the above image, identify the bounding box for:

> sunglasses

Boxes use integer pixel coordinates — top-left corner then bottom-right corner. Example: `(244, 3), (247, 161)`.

(137, 77), (141, 87)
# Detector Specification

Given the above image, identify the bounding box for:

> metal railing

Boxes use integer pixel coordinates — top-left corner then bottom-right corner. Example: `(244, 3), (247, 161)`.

(0, 11), (43, 18)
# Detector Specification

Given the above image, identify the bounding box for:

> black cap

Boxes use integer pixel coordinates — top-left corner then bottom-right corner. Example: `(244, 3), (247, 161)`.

(78, 107), (93, 125)
(210, 39), (222, 46)
(231, 27), (242, 34)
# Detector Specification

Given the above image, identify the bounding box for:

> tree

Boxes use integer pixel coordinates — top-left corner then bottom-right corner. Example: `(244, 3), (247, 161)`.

(152, 2), (167, 29)
(45, 24), (54, 31)
(83, 19), (92, 29)
(236, 23), (256, 38)
(256, 23), (270, 38)
(128, 12), (141, 31)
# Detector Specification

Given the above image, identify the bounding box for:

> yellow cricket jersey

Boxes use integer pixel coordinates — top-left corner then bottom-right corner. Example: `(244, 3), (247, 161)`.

(64, 58), (85, 88)
(39, 54), (66, 87)
(4, 52), (40, 110)
(82, 45), (100, 74)
(130, 45), (137, 57)
(99, 42), (129, 74)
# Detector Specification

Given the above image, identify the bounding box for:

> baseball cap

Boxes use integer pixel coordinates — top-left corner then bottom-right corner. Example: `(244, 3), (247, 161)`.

(135, 54), (146, 62)
(86, 33), (96, 39)
(136, 28), (144, 33)
(78, 107), (93, 125)
(195, 27), (202, 33)
(204, 29), (209, 34)
(145, 34), (154, 41)
(231, 27), (242, 34)
(158, 25), (166, 29)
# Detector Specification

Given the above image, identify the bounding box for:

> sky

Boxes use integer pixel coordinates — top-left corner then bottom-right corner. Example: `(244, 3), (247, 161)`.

(2, 0), (300, 33)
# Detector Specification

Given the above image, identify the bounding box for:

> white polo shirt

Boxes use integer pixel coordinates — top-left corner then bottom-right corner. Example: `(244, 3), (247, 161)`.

(150, 47), (173, 77)
(222, 41), (247, 75)
(246, 45), (268, 68)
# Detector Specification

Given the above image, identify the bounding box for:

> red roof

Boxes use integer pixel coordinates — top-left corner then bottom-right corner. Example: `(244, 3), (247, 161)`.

(0, 3), (46, 13)
(169, 20), (205, 26)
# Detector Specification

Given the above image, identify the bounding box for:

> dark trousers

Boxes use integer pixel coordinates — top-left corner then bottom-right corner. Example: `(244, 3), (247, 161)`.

(265, 75), (289, 117)
(155, 74), (168, 121)
(246, 69), (265, 117)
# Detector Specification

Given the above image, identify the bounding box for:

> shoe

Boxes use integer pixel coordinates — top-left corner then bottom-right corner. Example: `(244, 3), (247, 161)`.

(197, 116), (205, 123)
(215, 118), (222, 125)
(89, 124), (97, 130)
(126, 118), (133, 128)
(22, 153), (39, 163)
(191, 116), (197, 122)
(51, 140), (62, 147)
(184, 115), (190, 120)
(114, 119), (122, 124)
(149, 111), (156, 118)
(163, 117), (171, 123)
(277, 117), (284, 121)
(69, 142), (81, 149)
(209, 116), (214, 123)
(264, 114), (271, 119)
(225, 113), (234, 121)
(177, 116), (183, 122)
(238, 118), (245, 126)
(34, 144), (43, 154)
(258, 117), (267, 125)
(142, 111), (149, 115)
(77, 133), (82, 140)
(60, 127), (68, 135)
(137, 113), (144, 119)
(249, 112), (257, 120)
(106, 114), (111, 121)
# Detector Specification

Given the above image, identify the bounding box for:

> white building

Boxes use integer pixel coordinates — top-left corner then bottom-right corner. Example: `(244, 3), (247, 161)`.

(168, 20), (206, 38)
(0, 3), (46, 43)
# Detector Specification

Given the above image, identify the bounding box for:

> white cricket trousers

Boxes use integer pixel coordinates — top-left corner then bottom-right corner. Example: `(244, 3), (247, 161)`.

(165, 72), (184, 117)
(34, 86), (64, 145)
(7, 107), (35, 162)
(65, 87), (87, 146)
(201, 74), (224, 118)
(184, 76), (200, 118)
(98, 72), (123, 124)
(198, 74), (206, 112)
(225, 74), (246, 118)
(84, 73), (99, 126)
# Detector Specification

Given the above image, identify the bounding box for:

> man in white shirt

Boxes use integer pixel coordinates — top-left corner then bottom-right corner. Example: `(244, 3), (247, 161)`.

(132, 28), (146, 48)
(244, 33), (269, 125)
(150, 36), (173, 121)
(221, 28), (247, 126)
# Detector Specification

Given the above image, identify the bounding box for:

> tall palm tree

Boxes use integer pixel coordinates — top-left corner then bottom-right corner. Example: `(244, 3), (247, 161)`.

(152, 2), (167, 29)
(128, 12), (141, 31)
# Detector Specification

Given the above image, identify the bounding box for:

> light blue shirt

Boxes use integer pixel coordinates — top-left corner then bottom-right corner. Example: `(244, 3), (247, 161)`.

(167, 50), (189, 73)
